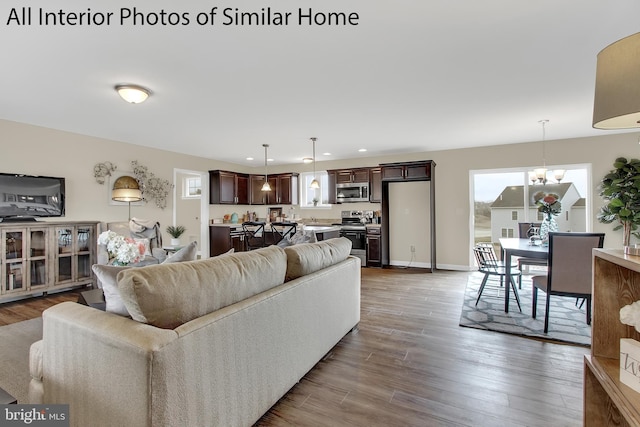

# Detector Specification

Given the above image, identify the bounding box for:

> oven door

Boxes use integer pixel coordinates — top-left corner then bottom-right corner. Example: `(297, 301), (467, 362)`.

(340, 229), (366, 250)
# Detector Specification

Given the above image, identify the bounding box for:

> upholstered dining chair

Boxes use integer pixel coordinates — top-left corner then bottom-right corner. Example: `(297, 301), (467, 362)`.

(531, 232), (605, 333)
(473, 243), (522, 311)
(242, 221), (267, 250)
(516, 222), (546, 289)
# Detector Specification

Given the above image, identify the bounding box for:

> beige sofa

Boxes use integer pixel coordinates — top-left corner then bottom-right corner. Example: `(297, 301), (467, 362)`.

(29, 238), (360, 427)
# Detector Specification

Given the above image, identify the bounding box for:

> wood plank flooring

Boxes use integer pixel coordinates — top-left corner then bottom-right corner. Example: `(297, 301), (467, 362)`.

(257, 268), (588, 426)
(0, 269), (587, 426)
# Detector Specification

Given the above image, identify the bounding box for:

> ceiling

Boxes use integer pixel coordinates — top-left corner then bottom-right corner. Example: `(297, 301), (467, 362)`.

(2, 0), (639, 166)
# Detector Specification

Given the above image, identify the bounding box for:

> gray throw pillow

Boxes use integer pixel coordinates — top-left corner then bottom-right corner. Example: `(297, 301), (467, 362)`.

(91, 264), (133, 316)
(162, 241), (198, 263)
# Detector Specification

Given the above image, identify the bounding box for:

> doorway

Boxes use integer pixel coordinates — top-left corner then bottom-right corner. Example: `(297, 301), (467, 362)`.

(173, 169), (210, 259)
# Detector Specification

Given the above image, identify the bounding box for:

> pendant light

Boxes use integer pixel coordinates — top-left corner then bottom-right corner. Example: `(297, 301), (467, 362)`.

(309, 137), (320, 189)
(261, 144), (272, 192)
(534, 119), (549, 184)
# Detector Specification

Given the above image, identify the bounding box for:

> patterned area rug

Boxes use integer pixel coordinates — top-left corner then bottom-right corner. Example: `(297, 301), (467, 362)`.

(459, 272), (591, 346)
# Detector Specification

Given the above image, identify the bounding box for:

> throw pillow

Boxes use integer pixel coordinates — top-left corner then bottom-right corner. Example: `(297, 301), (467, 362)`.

(162, 241), (198, 263)
(134, 238), (151, 257)
(91, 264), (133, 316)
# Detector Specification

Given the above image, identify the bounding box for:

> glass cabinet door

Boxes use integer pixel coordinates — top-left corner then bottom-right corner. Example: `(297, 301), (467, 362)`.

(56, 227), (73, 283)
(3, 230), (25, 293)
(76, 226), (93, 280)
(28, 229), (48, 288)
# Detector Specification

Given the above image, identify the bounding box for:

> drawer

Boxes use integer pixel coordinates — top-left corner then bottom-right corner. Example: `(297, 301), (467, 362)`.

(366, 227), (381, 235)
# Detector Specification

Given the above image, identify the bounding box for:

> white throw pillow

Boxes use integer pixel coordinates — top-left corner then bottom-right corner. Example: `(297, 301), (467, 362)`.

(91, 264), (133, 316)
(162, 241), (198, 263)
(134, 238), (151, 257)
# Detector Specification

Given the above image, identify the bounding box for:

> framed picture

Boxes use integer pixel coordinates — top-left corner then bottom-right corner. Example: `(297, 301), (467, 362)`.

(108, 171), (145, 206)
(268, 207), (282, 222)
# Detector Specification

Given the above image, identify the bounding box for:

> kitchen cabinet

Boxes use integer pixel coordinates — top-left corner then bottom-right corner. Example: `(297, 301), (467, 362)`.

(335, 168), (370, 184)
(209, 225), (245, 256)
(381, 161), (431, 181)
(209, 170), (249, 205)
(1, 221), (97, 303)
(327, 171), (338, 204)
(366, 225), (381, 267)
(584, 249), (640, 426)
(250, 173), (298, 205)
(369, 167), (382, 203)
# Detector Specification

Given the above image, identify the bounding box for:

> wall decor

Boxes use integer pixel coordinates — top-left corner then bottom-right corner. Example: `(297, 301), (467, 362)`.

(94, 161), (117, 184)
(130, 160), (174, 209)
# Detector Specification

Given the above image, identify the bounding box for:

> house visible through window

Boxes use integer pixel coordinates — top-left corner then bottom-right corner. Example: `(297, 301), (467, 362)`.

(183, 176), (201, 198)
(501, 228), (514, 238)
(511, 211), (518, 221)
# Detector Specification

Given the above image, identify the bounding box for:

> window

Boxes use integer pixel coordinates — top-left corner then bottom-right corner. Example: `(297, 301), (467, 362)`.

(183, 176), (201, 198)
(501, 228), (514, 238)
(511, 211), (518, 221)
(299, 171), (331, 208)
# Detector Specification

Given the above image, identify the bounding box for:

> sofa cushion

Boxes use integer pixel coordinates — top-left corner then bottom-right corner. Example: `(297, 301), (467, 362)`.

(117, 245), (287, 329)
(29, 340), (43, 381)
(91, 264), (133, 316)
(161, 241), (198, 263)
(284, 237), (352, 281)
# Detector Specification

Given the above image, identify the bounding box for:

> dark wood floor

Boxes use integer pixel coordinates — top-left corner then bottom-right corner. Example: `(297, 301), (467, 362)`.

(0, 269), (587, 426)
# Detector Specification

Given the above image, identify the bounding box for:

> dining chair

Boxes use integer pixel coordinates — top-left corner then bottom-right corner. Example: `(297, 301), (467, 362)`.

(531, 232), (605, 333)
(516, 222), (547, 289)
(270, 222), (297, 245)
(473, 243), (522, 311)
(241, 221), (267, 250)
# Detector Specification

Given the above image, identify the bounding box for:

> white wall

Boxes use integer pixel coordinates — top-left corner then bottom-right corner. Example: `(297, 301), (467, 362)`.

(3, 118), (638, 269)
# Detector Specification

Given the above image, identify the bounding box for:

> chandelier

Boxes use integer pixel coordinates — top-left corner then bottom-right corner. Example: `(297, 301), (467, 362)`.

(529, 120), (565, 184)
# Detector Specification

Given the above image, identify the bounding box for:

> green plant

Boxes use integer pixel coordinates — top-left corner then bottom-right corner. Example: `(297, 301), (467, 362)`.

(597, 157), (640, 246)
(166, 225), (186, 239)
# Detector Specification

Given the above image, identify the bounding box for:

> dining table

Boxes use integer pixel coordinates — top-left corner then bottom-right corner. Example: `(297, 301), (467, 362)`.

(498, 238), (549, 313)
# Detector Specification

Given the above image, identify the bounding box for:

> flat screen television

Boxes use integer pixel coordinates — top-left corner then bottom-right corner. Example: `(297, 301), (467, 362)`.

(0, 173), (65, 221)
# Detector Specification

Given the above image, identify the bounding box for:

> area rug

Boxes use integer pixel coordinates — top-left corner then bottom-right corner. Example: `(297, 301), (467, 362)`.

(0, 318), (42, 403)
(459, 272), (591, 346)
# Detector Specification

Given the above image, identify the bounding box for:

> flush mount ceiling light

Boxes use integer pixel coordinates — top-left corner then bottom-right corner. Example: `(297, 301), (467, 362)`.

(593, 32), (640, 129)
(302, 157), (313, 164)
(309, 137), (320, 189)
(115, 84), (150, 104)
(261, 144), (272, 192)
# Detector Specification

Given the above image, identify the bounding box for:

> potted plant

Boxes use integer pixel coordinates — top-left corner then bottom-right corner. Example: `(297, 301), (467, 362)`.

(166, 225), (186, 246)
(597, 157), (640, 247)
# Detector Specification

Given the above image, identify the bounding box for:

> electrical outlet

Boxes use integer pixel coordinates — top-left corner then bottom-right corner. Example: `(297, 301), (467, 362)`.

(410, 245), (415, 253)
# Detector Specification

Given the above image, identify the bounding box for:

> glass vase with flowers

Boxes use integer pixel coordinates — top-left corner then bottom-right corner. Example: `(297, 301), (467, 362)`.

(97, 230), (143, 266)
(535, 192), (561, 242)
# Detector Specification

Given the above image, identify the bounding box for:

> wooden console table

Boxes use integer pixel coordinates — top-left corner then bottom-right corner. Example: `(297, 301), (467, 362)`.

(584, 249), (640, 425)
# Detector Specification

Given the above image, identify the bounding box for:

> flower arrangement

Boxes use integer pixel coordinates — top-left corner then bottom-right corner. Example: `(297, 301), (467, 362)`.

(534, 192), (562, 218)
(97, 230), (143, 265)
(620, 300), (640, 332)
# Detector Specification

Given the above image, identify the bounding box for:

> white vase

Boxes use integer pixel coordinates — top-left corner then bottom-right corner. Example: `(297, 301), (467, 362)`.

(170, 238), (180, 246)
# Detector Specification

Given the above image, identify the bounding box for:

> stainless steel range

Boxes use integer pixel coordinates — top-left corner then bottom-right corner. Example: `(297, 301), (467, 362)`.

(338, 210), (373, 266)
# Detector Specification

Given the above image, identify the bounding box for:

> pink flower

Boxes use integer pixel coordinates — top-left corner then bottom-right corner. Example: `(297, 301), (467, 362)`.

(543, 195), (557, 204)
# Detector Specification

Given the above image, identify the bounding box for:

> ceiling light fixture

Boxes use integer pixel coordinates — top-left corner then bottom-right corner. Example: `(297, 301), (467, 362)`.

(261, 144), (272, 192)
(310, 137), (320, 189)
(115, 84), (150, 104)
(529, 120), (565, 185)
(593, 32), (640, 129)
(302, 157), (313, 164)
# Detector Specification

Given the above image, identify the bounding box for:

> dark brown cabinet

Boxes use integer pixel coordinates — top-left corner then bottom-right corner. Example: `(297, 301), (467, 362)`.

(335, 168), (370, 184)
(209, 170), (249, 205)
(327, 171), (338, 204)
(369, 167), (382, 203)
(250, 173), (299, 205)
(366, 226), (381, 267)
(209, 225), (245, 256)
(381, 161), (431, 182)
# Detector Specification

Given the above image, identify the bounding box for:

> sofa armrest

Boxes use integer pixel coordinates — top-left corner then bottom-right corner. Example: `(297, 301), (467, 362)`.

(40, 302), (177, 426)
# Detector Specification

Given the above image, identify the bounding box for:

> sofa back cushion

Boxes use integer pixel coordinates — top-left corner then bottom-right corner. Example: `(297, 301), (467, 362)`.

(284, 237), (352, 281)
(117, 245), (287, 329)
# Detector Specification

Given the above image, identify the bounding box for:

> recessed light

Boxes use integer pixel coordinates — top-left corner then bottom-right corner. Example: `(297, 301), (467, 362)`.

(358, 148), (367, 152)
(246, 157), (254, 161)
(323, 152), (331, 156)
(268, 158), (274, 162)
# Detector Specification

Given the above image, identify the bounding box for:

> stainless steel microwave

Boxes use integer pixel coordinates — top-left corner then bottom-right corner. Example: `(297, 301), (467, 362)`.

(336, 182), (369, 203)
